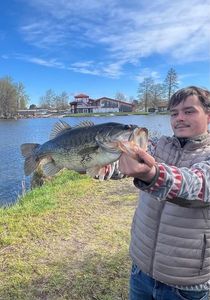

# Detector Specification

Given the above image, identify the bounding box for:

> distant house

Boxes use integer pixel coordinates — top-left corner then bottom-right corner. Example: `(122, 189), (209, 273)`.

(29, 104), (37, 109)
(69, 94), (134, 114)
(147, 101), (168, 113)
(148, 107), (156, 113)
(69, 94), (95, 114)
(157, 101), (168, 112)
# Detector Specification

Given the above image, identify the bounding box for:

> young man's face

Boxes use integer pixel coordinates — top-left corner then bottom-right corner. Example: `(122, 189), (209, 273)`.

(170, 95), (210, 138)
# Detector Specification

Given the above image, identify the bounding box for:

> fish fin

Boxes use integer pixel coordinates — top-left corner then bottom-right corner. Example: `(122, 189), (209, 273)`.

(50, 120), (72, 140)
(20, 143), (40, 176)
(97, 163), (116, 180)
(110, 161), (125, 179)
(21, 143), (40, 157)
(96, 166), (107, 181)
(42, 162), (62, 176)
(104, 162), (116, 180)
(24, 155), (39, 176)
(93, 163), (116, 181)
(74, 120), (95, 128)
(86, 166), (101, 178)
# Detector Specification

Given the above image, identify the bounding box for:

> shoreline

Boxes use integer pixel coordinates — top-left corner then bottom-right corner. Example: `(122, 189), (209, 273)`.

(0, 111), (169, 120)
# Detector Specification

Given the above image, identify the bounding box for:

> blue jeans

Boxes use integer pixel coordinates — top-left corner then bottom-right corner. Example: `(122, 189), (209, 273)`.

(130, 264), (209, 300)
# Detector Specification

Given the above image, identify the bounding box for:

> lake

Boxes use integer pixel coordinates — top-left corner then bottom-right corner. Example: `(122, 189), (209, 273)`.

(0, 114), (172, 206)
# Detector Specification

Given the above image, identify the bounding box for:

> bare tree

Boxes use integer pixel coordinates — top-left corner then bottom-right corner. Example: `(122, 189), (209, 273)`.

(115, 92), (127, 101)
(39, 89), (56, 109)
(137, 77), (154, 112)
(129, 96), (135, 102)
(16, 82), (29, 109)
(54, 92), (69, 111)
(164, 68), (179, 101)
(150, 83), (165, 107)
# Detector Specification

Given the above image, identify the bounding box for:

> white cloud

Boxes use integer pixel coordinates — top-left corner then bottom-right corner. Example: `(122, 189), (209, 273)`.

(135, 68), (161, 83)
(102, 62), (124, 78)
(71, 61), (94, 68)
(14, 54), (65, 68)
(69, 60), (124, 78)
(20, 21), (67, 48)
(68, 65), (100, 76)
(17, 0), (210, 77)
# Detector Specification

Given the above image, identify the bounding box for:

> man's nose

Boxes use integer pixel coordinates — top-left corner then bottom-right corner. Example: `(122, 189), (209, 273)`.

(176, 112), (185, 121)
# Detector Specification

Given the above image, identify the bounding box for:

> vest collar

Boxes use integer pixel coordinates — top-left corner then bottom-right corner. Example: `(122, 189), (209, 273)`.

(172, 132), (210, 149)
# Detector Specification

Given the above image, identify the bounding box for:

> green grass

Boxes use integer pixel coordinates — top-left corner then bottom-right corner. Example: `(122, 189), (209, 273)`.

(0, 170), (138, 299)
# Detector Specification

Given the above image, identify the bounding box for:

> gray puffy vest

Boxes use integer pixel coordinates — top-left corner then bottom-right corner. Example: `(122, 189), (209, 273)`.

(130, 134), (210, 286)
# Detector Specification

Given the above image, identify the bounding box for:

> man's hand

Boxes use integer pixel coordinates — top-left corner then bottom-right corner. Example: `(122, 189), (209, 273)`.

(119, 148), (156, 183)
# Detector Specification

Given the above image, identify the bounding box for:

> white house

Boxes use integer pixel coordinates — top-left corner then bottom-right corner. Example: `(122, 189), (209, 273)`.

(69, 94), (134, 114)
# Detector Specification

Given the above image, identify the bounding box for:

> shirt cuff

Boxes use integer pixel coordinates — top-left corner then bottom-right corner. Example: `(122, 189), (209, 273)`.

(133, 164), (160, 190)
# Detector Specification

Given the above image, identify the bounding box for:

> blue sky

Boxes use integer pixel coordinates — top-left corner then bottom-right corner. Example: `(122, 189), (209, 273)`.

(1, 0), (210, 105)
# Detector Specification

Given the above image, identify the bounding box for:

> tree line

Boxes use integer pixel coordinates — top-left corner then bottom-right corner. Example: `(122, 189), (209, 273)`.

(0, 77), (70, 118)
(137, 68), (179, 112)
(0, 77), (29, 118)
(39, 89), (70, 111)
(0, 68), (179, 117)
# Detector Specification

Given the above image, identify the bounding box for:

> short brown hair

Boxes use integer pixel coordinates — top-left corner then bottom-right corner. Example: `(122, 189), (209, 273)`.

(168, 86), (210, 111)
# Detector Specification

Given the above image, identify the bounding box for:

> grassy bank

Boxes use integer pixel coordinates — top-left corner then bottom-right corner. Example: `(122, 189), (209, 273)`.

(0, 170), (138, 300)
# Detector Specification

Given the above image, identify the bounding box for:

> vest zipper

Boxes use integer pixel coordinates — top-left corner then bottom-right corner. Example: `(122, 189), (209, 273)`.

(150, 201), (166, 275)
(173, 149), (182, 166)
(199, 233), (207, 272)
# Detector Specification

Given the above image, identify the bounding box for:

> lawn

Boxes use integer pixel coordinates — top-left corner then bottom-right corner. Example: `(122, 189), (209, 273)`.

(0, 170), (138, 300)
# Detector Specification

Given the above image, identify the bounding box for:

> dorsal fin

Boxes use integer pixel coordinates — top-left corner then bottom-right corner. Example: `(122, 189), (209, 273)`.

(50, 120), (71, 139)
(74, 120), (95, 128)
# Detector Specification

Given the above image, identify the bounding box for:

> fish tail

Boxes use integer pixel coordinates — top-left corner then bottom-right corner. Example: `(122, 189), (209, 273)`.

(20, 143), (40, 176)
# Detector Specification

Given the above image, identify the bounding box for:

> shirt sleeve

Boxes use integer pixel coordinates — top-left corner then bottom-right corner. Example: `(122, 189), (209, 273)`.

(134, 160), (210, 203)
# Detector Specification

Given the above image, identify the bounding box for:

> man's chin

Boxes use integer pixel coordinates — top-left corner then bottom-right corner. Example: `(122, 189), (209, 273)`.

(176, 135), (190, 139)
(174, 131), (191, 138)
(174, 127), (189, 135)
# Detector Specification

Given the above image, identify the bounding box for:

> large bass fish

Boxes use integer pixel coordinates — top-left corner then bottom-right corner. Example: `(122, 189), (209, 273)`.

(21, 120), (150, 179)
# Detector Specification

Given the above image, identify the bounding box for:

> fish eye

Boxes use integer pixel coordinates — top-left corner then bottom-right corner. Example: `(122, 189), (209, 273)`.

(123, 125), (129, 129)
(124, 124), (134, 130)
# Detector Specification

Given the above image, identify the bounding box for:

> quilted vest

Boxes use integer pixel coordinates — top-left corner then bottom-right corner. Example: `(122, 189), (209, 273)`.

(130, 134), (210, 286)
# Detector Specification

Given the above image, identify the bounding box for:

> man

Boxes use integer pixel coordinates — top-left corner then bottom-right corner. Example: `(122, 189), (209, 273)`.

(119, 86), (210, 300)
